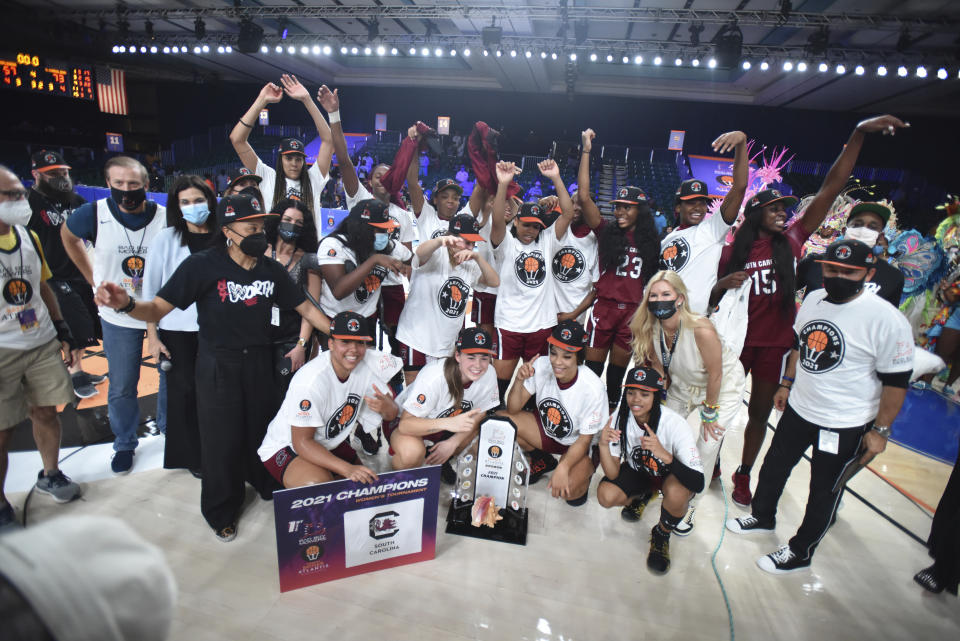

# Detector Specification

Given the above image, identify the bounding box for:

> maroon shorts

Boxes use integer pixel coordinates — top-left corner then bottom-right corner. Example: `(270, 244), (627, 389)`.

(532, 410), (601, 467)
(263, 441), (359, 485)
(739, 345), (788, 384)
(497, 326), (553, 361)
(396, 339), (429, 372)
(586, 300), (637, 352)
(471, 291), (497, 325)
(380, 284), (406, 327)
(384, 422), (451, 456)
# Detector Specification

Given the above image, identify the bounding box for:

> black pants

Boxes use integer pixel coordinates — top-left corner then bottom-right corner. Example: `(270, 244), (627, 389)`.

(196, 343), (282, 531)
(158, 329), (201, 471)
(927, 435), (960, 594)
(751, 403), (868, 561)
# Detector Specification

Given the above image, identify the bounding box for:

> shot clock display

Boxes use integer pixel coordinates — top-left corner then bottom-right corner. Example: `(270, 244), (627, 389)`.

(1, 51), (94, 101)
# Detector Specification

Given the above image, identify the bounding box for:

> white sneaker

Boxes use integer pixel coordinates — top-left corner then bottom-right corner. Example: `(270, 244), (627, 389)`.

(673, 505), (696, 537)
(725, 514), (775, 534)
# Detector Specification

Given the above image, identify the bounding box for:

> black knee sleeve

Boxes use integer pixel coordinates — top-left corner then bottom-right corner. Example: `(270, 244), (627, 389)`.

(659, 505), (682, 532)
(585, 359), (604, 377)
(605, 363), (627, 407)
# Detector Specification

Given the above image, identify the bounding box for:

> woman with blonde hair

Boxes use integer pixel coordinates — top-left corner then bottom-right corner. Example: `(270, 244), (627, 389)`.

(629, 270), (745, 534)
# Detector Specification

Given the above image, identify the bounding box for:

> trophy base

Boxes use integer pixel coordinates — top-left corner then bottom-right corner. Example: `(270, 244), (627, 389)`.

(445, 500), (528, 545)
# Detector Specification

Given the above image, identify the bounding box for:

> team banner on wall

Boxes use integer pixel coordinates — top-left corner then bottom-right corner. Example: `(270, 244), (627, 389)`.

(273, 466), (441, 592)
(687, 154), (761, 198)
(667, 130), (685, 151)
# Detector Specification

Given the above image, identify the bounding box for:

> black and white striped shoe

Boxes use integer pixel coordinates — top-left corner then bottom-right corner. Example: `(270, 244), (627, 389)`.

(757, 545), (811, 574)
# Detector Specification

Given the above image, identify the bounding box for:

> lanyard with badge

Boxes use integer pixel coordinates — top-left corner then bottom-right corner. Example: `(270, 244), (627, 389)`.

(0, 228), (39, 331)
(659, 324), (680, 376)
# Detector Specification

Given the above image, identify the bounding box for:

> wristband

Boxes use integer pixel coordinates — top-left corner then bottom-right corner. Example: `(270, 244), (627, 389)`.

(328, 110), (341, 124)
(53, 319), (77, 349)
(701, 401), (720, 411)
(781, 375), (795, 383)
(116, 296), (136, 314)
(239, 119), (253, 128)
(777, 383), (791, 390)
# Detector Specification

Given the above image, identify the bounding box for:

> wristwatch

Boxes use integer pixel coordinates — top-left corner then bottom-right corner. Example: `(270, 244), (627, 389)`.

(296, 337), (308, 348)
(871, 424), (892, 438)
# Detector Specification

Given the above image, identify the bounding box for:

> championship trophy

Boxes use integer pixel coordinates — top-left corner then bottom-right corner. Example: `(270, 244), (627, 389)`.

(445, 415), (529, 545)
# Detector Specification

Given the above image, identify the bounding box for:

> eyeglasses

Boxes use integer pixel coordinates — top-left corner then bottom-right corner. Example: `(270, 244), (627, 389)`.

(0, 189), (28, 200)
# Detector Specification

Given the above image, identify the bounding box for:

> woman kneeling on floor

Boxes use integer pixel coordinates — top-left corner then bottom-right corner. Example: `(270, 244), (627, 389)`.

(597, 366), (705, 574)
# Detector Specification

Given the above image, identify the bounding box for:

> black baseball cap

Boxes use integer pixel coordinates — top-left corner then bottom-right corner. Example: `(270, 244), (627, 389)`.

(448, 213), (485, 242)
(351, 198), (398, 230)
(433, 178), (463, 196)
(216, 192), (275, 227)
(623, 366), (666, 393)
(31, 150), (70, 172)
(745, 188), (798, 213)
(456, 327), (497, 356)
(227, 167), (262, 189)
(279, 138), (306, 155)
(330, 311), (373, 341)
(848, 202), (892, 225)
(610, 186), (648, 206)
(675, 179), (709, 201)
(547, 320), (588, 352)
(515, 202), (546, 226)
(816, 239), (877, 271)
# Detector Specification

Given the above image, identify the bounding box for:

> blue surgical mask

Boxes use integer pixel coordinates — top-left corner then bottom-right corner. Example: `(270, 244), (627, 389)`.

(181, 202), (210, 225)
(373, 232), (389, 251)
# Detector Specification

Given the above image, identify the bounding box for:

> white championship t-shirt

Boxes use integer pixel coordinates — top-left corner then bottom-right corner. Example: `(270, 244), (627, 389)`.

(395, 245), (483, 358)
(552, 225), (598, 316)
(659, 211), (730, 314)
(523, 356), (607, 447)
(346, 183), (415, 287)
(494, 232), (558, 333)
(472, 210), (498, 295)
(258, 349), (402, 459)
(612, 404), (703, 477)
(790, 289), (914, 428)
(255, 157), (330, 215)
(399, 359), (499, 419)
(315, 235), (412, 318)
(416, 201), (474, 242)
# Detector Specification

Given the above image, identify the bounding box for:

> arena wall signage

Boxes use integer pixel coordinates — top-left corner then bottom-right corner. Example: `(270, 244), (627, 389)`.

(272, 466), (441, 592)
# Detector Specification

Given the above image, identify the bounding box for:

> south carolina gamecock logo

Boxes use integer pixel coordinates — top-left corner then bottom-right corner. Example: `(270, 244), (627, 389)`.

(326, 393), (361, 440)
(659, 238), (690, 272)
(369, 511), (400, 539)
(438, 276), (469, 318)
(618, 188), (629, 199)
(798, 320), (845, 374)
(631, 446), (667, 477)
(353, 265), (387, 303)
(2, 277), (33, 305)
(537, 398), (573, 440)
(346, 319), (360, 332)
(552, 247), (585, 283)
(514, 251), (546, 288)
(121, 255), (145, 279)
(44, 153), (57, 164)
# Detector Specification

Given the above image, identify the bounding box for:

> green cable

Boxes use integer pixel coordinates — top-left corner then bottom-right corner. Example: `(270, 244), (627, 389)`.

(712, 475), (735, 641)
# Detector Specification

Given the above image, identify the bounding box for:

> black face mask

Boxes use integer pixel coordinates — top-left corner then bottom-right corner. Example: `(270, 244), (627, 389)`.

(647, 299), (678, 320)
(823, 275), (865, 302)
(110, 186), (146, 211)
(40, 175), (72, 196)
(277, 222), (302, 243)
(238, 232), (268, 257)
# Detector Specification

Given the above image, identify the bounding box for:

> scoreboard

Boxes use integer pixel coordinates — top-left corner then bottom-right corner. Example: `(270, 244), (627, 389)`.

(1, 51), (94, 101)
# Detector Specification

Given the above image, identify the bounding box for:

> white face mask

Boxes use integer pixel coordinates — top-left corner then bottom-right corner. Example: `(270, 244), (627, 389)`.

(845, 226), (880, 247)
(0, 199), (31, 226)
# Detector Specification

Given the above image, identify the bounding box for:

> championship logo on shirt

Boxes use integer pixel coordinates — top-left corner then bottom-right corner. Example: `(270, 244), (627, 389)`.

(798, 320), (845, 373)
(121, 255), (146, 280)
(630, 446), (667, 477)
(552, 247), (585, 283)
(286, 185), (302, 200)
(430, 228), (446, 239)
(2, 277), (33, 305)
(537, 398), (573, 440)
(353, 265), (388, 303)
(326, 393), (361, 440)
(437, 400), (474, 418)
(438, 277), (469, 318)
(514, 250), (546, 288)
(659, 238), (690, 272)
(388, 214), (402, 240)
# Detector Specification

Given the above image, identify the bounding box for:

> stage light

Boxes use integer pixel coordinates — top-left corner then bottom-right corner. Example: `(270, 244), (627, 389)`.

(364, 47), (372, 55)
(194, 16), (206, 40)
(139, 46), (147, 53)
(835, 64), (845, 74)
(202, 45), (209, 53)
(162, 46), (170, 54)
(589, 53), (597, 61)
(525, 51), (532, 58)
(634, 55), (643, 64)
(708, 58), (717, 68)
(237, 17), (264, 53)
(569, 52), (577, 61)
(606, 54), (613, 62)
(313, 45), (321, 55)
(818, 62), (828, 72)
(389, 47), (397, 55)
(495, 50), (502, 57)
(897, 65), (908, 77)
(193, 46), (201, 54)
(797, 61), (807, 71)
(287, 45), (295, 54)
(742, 60), (751, 70)
(692, 58), (700, 67)
(540, 51), (547, 59)
(783, 61), (793, 71)
(409, 47), (416, 55)
(301, 46), (309, 54)
(654, 56), (662, 65)
(421, 47), (429, 56)
(855, 65), (865, 75)
(937, 67), (948, 79)
(376, 45), (385, 55)
(673, 57), (682, 66)
(916, 66), (927, 78)
(149, 45), (158, 54)
(463, 48), (470, 56)
(217, 45), (224, 54)
(450, 49), (457, 56)
(509, 49), (517, 57)
(366, 19), (379, 42)
(276, 45), (283, 53)
(551, 52), (558, 60)
(482, 49), (489, 56)
(876, 65), (887, 76)
(115, 45), (123, 53)
(760, 61), (769, 70)
(352, 46), (360, 55)
(436, 48), (444, 57)
(260, 45), (268, 53)
(482, 25), (502, 49)
(622, 56), (629, 64)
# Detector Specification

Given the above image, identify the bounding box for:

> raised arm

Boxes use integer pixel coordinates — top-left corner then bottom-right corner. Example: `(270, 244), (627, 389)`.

(491, 161), (518, 247)
(713, 131), (749, 224)
(405, 146), (425, 216)
(281, 74), (334, 177)
(229, 83), (284, 172)
(577, 129), (602, 229)
(801, 115), (909, 235)
(538, 159), (575, 240)
(316, 85), (360, 198)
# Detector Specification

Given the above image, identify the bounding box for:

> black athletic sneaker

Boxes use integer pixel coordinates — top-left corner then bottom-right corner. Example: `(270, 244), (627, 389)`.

(526, 449), (558, 484)
(566, 488), (589, 507)
(354, 424), (381, 455)
(913, 566), (944, 594)
(757, 545), (811, 574)
(647, 526), (671, 575)
(725, 514), (775, 534)
(215, 523), (237, 543)
(440, 461), (457, 484)
(620, 492), (653, 522)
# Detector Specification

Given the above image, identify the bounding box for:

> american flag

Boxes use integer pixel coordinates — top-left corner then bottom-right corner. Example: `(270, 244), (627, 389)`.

(96, 67), (127, 115)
